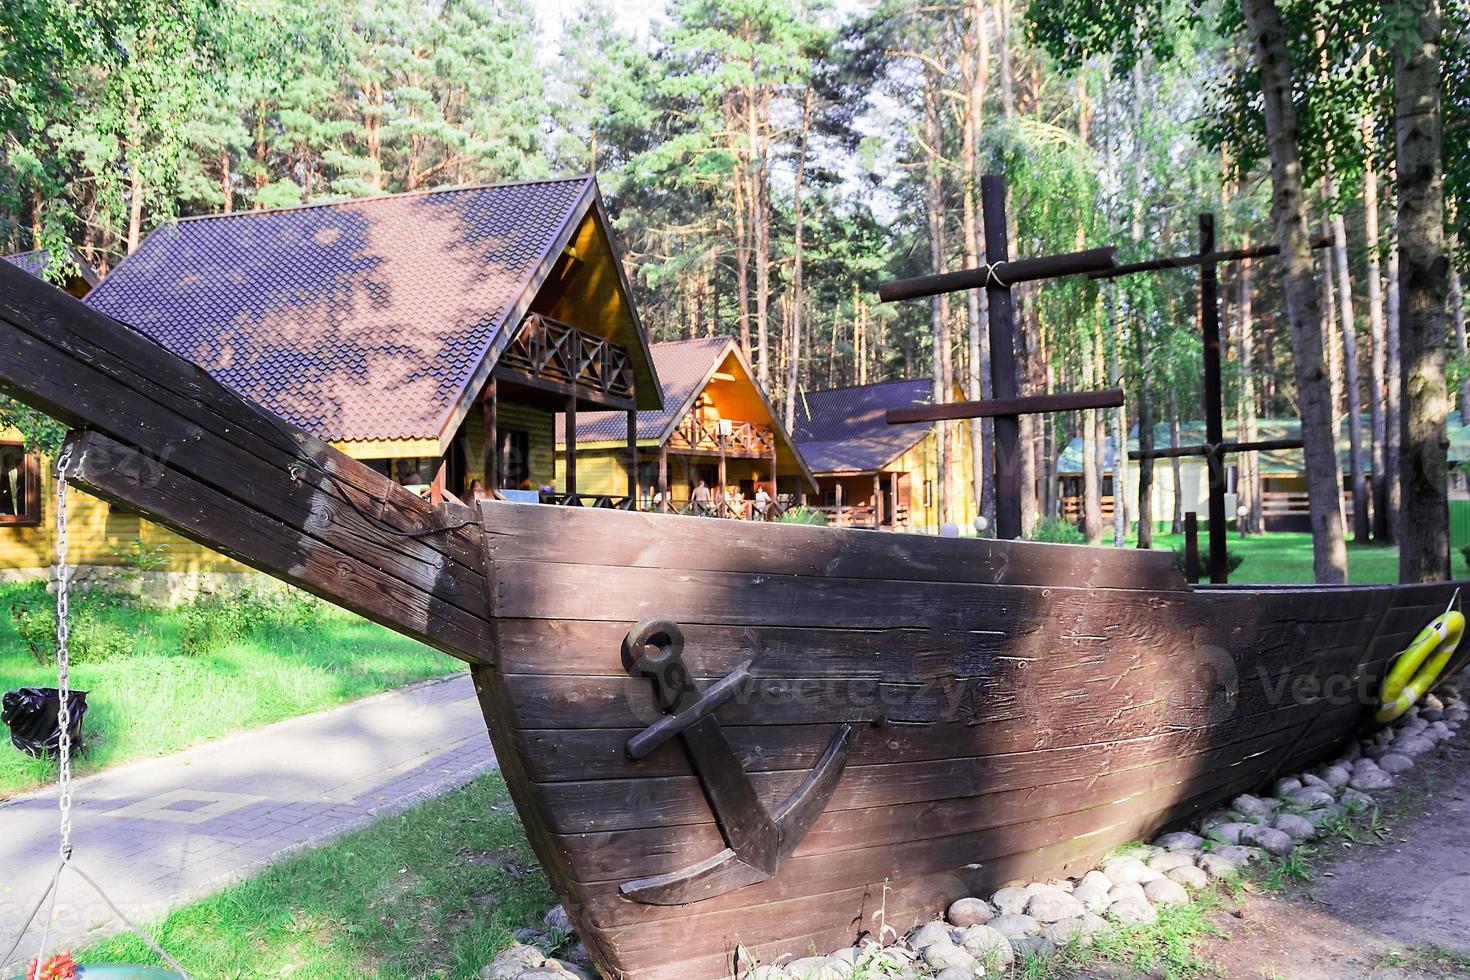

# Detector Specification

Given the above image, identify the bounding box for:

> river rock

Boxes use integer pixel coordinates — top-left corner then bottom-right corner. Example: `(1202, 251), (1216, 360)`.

(957, 923), (1015, 968)
(520, 971), (582, 980)
(1168, 864), (1210, 889)
(542, 959), (592, 980)
(1393, 735), (1437, 756)
(1205, 822), (1254, 845)
(1241, 825), (1295, 856)
(1272, 812), (1317, 841)
(482, 944), (546, 980)
(1378, 752), (1415, 774)
(933, 970), (972, 980)
(1274, 776), (1303, 795)
(1072, 871), (1113, 910)
(1231, 794), (1279, 819)
(1319, 765), (1351, 788)
(1147, 849), (1195, 873)
(946, 896), (995, 927)
(1339, 788), (1375, 813)
(1108, 896), (1158, 925)
(1287, 787), (1336, 809)
(990, 886), (1031, 915)
(922, 942), (976, 973)
(989, 913), (1041, 942)
(1154, 831), (1205, 852)
(1421, 708), (1445, 722)
(1026, 889), (1085, 922)
(1102, 856), (1151, 885)
(1042, 911), (1107, 946)
(1107, 881), (1147, 905)
(742, 968), (789, 980)
(1350, 768), (1396, 791)
(1143, 877), (1190, 907)
(906, 920), (953, 950)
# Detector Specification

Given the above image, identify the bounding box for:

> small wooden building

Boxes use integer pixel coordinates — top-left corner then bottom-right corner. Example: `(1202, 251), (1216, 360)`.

(3, 176), (662, 575)
(792, 378), (976, 532)
(556, 336), (818, 515)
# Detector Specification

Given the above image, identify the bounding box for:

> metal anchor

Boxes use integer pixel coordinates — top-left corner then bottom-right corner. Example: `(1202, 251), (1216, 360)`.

(619, 618), (853, 906)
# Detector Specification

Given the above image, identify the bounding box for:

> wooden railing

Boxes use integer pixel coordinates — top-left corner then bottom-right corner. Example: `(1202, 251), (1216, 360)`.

(540, 492), (635, 510)
(499, 313), (635, 403)
(668, 415), (776, 457)
(809, 504), (912, 528)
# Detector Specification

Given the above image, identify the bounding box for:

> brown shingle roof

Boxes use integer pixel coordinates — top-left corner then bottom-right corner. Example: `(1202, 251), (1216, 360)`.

(792, 378), (936, 473)
(560, 335), (733, 443)
(85, 177), (600, 444)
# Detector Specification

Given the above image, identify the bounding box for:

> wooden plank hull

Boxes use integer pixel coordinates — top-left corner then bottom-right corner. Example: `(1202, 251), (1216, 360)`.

(476, 503), (1465, 979)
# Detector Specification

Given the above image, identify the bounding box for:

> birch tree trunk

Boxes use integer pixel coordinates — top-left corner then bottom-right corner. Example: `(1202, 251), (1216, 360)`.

(1329, 198), (1371, 542)
(961, 0), (991, 528)
(1170, 387), (1184, 533)
(923, 65), (951, 527)
(784, 88), (815, 434)
(1395, 0), (1451, 582)
(1387, 237), (1404, 545)
(1237, 245), (1264, 534)
(1239, 0), (1348, 583)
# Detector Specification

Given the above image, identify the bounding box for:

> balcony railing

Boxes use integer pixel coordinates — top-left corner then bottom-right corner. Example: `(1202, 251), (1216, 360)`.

(668, 416), (776, 457)
(499, 313), (635, 404)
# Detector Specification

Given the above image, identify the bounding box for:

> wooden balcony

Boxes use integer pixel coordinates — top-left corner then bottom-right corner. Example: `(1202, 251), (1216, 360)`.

(497, 313), (635, 409)
(668, 416), (775, 458)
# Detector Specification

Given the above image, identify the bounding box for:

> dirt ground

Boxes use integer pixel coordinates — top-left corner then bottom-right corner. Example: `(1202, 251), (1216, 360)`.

(1199, 739), (1470, 979)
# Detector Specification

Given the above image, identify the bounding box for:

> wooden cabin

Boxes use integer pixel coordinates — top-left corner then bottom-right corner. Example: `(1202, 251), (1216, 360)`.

(2, 176), (661, 577)
(791, 378), (977, 532)
(1057, 415), (1470, 532)
(555, 336), (818, 516)
(3, 247), (100, 299)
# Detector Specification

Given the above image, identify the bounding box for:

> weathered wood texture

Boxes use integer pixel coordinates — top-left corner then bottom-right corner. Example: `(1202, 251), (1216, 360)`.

(0, 261), (489, 662)
(475, 501), (1464, 980)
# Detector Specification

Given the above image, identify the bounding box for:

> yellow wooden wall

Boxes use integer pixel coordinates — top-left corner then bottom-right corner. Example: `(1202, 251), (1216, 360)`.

(810, 422), (978, 533)
(462, 400), (556, 489)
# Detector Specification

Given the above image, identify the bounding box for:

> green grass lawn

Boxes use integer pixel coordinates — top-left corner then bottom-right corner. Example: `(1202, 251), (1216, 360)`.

(1139, 531), (1404, 584)
(0, 581), (455, 798)
(78, 772), (554, 980)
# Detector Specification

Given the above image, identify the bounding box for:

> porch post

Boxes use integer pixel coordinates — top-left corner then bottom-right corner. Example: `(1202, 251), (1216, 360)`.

(483, 379), (497, 491)
(626, 408), (638, 508)
(874, 472), (883, 528)
(430, 458), (446, 506)
(889, 473), (899, 526)
(836, 482), (845, 527)
(658, 444), (669, 513)
(769, 432), (778, 504)
(565, 393), (578, 498)
(718, 433), (727, 515)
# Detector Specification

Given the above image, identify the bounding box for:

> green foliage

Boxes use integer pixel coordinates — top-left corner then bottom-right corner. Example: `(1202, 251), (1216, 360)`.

(109, 537), (172, 572)
(1028, 516), (1086, 544)
(779, 504), (828, 525)
(1172, 545), (1245, 576)
(9, 583), (136, 665)
(178, 587), (323, 657)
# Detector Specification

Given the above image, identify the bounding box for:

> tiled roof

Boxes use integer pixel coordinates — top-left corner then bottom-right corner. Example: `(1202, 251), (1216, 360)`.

(559, 336), (733, 443)
(4, 248), (99, 287)
(85, 177), (597, 443)
(1056, 414), (1470, 475)
(792, 378), (936, 473)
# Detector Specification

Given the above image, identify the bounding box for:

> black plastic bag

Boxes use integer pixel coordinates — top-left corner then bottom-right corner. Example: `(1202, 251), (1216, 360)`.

(1, 687), (88, 758)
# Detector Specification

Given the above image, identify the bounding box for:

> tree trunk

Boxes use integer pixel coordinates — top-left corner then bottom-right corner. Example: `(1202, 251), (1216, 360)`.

(1330, 203), (1370, 542)
(1240, 0), (1347, 583)
(784, 88), (814, 434)
(1237, 245), (1264, 534)
(1135, 313), (1154, 548)
(923, 65), (951, 527)
(962, 0), (991, 528)
(1395, 0), (1451, 583)
(1449, 232), (1470, 423)
(1363, 128), (1390, 542)
(732, 158), (753, 364)
(1387, 236), (1404, 545)
(1110, 314), (1129, 546)
(1170, 387), (1184, 533)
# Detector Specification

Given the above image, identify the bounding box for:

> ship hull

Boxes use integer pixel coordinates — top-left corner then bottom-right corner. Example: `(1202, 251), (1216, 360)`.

(474, 502), (1463, 979)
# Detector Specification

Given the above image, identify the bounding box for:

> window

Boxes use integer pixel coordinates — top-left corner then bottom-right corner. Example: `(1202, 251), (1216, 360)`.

(0, 444), (41, 526)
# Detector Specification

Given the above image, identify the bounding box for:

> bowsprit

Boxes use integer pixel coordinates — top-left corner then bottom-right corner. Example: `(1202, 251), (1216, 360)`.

(618, 618), (854, 906)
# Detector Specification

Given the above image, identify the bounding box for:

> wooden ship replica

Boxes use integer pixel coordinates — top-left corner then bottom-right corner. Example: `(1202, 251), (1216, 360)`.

(1, 178), (1464, 980)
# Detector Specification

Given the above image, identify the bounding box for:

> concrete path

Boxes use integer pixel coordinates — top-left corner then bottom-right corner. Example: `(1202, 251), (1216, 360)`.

(0, 672), (495, 969)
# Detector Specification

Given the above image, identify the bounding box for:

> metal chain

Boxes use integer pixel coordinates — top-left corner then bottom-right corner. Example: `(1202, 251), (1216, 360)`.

(54, 445), (74, 863)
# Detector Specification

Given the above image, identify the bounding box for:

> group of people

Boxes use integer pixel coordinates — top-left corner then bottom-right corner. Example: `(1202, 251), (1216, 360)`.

(666, 479), (777, 519)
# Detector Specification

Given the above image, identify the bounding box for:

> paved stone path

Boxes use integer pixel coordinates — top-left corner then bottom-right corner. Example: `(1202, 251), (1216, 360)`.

(0, 672), (494, 970)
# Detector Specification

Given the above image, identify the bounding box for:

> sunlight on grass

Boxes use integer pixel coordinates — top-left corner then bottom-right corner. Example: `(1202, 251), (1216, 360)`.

(0, 582), (455, 797)
(1122, 531), (1401, 585)
(78, 773), (554, 979)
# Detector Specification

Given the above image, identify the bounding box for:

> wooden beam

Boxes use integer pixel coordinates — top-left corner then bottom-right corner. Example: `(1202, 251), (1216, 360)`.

(877, 247), (1118, 303)
(0, 261), (490, 661)
(886, 388), (1125, 425)
(982, 176), (1023, 541)
(1200, 214), (1228, 585)
(1129, 438), (1304, 462)
(1088, 235), (1335, 281)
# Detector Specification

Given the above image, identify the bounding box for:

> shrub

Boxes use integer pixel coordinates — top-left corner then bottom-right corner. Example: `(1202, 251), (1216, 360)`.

(779, 505), (827, 526)
(11, 588), (135, 664)
(1027, 517), (1085, 544)
(1172, 546), (1245, 576)
(179, 587), (324, 656)
(1461, 544), (1470, 572)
